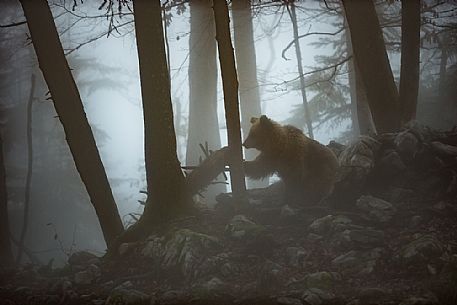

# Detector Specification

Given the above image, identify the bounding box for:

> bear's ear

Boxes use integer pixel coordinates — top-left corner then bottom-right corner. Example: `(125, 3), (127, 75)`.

(250, 117), (259, 124)
(259, 115), (271, 126)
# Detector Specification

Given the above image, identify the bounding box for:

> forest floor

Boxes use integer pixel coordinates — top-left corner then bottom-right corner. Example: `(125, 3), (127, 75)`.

(1, 124), (457, 305)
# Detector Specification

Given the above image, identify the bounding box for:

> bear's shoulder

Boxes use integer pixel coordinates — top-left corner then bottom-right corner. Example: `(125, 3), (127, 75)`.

(282, 125), (312, 144)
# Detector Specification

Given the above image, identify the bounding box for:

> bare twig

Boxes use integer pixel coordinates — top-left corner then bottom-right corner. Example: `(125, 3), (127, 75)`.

(282, 27), (345, 60)
(282, 56), (352, 85)
(0, 20), (27, 28)
(64, 20), (133, 55)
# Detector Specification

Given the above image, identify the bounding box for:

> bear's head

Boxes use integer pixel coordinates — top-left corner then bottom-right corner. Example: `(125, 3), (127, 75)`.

(242, 115), (275, 151)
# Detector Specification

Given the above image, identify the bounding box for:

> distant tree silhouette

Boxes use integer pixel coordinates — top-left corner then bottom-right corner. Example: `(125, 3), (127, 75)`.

(19, 0), (124, 248)
(232, 0), (267, 188)
(287, 1), (314, 139)
(187, 0), (225, 201)
(16, 74), (35, 265)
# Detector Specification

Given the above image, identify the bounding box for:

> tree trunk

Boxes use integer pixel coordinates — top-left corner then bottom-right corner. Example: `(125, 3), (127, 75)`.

(354, 62), (376, 135)
(342, 0), (400, 133)
(438, 43), (448, 100)
(19, 0), (124, 248)
(0, 131), (14, 268)
(346, 22), (376, 137)
(213, 0), (247, 198)
(174, 99), (184, 161)
(16, 74), (35, 265)
(132, 0), (190, 228)
(347, 41), (360, 136)
(345, 18), (360, 137)
(187, 0), (225, 200)
(288, 2), (314, 139)
(232, 0), (266, 188)
(399, 0), (421, 124)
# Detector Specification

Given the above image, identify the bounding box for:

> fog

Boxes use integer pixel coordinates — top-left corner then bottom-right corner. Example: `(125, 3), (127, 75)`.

(1, 0), (455, 266)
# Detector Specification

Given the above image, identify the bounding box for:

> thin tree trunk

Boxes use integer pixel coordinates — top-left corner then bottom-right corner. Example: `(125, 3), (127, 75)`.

(10, 234), (41, 265)
(132, 0), (190, 226)
(288, 1), (314, 139)
(0, 131), (14, 268)
(345, 21), (376, 136)
(437, 39), (453, 125)
(232, 0), (267, 188)
(213, 0), (247, 198)
(354, 62), (376, 135)
(345, 24), (360, 136)
(174, 99), (184, 162)
(347, 53), (359, 135)
(187, 0), (225, 200)
(162, 3), (171, 82)
(16, 74), (35, 265)
(342, 0), (400, 133)
(19, 0), (124, 248)
(399, 0), (421, 124)
(439, 43), (448, 100)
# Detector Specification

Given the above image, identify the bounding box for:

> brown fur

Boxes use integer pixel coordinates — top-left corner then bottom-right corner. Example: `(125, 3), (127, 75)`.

(243, 115), (339, 205)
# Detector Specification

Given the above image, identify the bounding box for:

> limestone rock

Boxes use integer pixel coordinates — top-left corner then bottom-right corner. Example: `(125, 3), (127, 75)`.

(302, 288), (335, 305)
(308, 215), (352, 236)
(74, 264), (100, 285)
(332, 248), (383, 275)
(356, 195), (396, 223)
(304, 271), (341, 290)
(162, 229), (222, 279)
(225, 215), (265, 239)
(286, 247), (306, 267)
(277, 296), (303, 305)
(397, 234), (443, 264)
(333, 228), (385, 248)
(105, 287), (149, 305)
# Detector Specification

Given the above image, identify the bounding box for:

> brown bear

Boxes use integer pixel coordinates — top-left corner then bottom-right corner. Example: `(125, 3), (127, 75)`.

(242, 115), (339, 206)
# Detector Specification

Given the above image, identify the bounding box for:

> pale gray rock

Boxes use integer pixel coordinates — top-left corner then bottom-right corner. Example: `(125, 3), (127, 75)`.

(304, 271), (341, 290)
(161, 229), (222, 279)
(309, 215), (352, 236)
(395, 130), (420, 160)
(105, 287), (149, 305)
(302, 288), (335, 305)
(277, 296), (303, 305)
(397, 234), (443, 264)
(225, 215), (265, 239)
(356, 195), (396, 223)
(286, 247), (306, 267)
(332, 248), (383, 275)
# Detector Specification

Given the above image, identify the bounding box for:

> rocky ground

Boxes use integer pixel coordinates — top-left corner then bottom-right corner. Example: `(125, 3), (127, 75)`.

(1, 123), (457, 305)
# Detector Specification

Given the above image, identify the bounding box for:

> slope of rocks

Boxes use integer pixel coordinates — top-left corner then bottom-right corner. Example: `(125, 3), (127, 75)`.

(1, 124), (457, 305)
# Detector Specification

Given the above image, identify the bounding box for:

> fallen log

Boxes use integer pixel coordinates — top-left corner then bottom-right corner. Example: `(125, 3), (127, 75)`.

(185, 146), (230, 196)
(430, 141), (457, 157)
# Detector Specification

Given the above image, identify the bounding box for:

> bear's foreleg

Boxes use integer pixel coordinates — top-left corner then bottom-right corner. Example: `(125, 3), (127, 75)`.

(243, 155), (275, 180)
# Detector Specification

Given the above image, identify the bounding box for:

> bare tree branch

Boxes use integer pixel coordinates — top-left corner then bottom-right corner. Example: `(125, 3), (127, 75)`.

(281, 55), (352, 86)
(282, 27), (345, 60)
(64, 20), (133, 55)
(0, 20), (27, 28)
